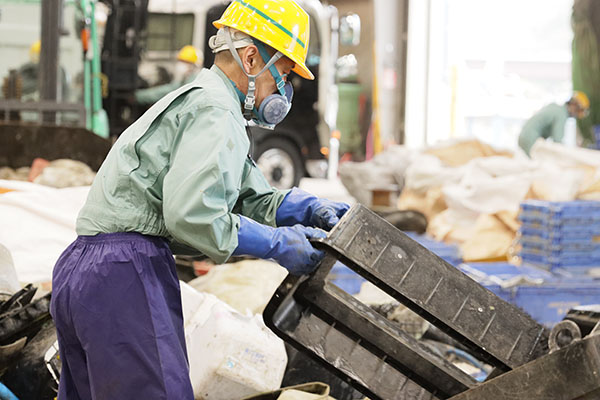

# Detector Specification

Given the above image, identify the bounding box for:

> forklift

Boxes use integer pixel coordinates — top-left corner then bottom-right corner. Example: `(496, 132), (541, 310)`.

(0, 0), (111, 171)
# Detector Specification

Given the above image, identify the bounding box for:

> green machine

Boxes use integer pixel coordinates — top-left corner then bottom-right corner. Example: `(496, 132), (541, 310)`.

(78, 0), (109, 138)
(572, 0), (600, 147)
(335, 54), (363, 155)
(337, 82), (363, 155)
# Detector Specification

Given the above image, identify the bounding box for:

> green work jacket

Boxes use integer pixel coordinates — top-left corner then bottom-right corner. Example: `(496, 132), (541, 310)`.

(518, 103), (569, 155)
(77, 65), (288, 263)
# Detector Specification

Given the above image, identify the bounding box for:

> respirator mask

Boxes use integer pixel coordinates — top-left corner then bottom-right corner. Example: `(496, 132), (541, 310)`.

(221, 27), (293, 129)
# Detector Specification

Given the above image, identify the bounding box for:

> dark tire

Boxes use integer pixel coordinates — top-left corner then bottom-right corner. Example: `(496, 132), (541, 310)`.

(382, 210), (428, 233)
(254, 137), (305, 189)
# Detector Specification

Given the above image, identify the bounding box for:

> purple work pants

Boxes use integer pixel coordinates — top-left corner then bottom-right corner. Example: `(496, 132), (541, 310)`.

(50, 233), (194, 399)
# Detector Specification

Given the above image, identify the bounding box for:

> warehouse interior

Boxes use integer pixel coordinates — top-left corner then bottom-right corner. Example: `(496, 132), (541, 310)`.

(1, 0), (600, 399)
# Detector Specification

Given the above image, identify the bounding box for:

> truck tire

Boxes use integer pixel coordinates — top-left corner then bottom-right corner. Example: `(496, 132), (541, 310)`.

(254, 137), (304, 189)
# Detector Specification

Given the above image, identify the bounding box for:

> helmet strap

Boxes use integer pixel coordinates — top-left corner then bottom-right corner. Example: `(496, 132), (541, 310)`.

(253, 40), (287, 96)
(223, 27), (283, 119)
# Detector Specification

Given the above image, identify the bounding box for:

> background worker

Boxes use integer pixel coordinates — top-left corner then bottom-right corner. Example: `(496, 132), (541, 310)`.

(15, 40), (70, 101)
(135, 45), (203, 105)
(50, 1), (349, 399)
(518, 91), (590, 155)
(17, 40), (41, 99)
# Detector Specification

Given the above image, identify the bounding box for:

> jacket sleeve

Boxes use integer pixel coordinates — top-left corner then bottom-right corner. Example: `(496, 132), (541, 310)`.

(551, 109), (568, 143)
(518, 106), (549, 156)
(518, 122), (538, 156)
(232, 158), (289, 227)
(162, 106), (245, 264)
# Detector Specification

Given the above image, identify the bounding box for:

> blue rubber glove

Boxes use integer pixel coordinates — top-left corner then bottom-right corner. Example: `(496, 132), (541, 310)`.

(233, 215), (327, 275)
(276, 188), (350, 231)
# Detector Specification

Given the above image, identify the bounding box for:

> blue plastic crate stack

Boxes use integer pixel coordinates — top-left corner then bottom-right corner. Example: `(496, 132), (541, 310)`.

(329, 232), (462, 295)
(404, 232), (463, 267)
(459, 262), (600, 327)
(518, 200), (600, 272)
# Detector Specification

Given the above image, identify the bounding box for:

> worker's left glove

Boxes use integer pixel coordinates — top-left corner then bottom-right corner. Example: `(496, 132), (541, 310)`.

(233, 215), (326, 275)
(276, 187), (350, 231)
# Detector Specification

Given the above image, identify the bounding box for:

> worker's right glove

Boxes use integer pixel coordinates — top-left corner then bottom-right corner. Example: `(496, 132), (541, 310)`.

(233, 215), (327, 275)
(276, 188), (350, 231)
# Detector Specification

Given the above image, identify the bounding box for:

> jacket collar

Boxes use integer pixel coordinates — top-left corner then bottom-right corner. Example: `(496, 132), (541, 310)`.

(210, 65), (244, 115)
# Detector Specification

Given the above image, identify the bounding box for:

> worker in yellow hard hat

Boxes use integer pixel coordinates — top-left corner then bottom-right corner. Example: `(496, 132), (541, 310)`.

(135, 45), (203, 104)
(176, 44), (199, 64)
(11, 39), (70, 101)
(518, 91), (591, 155)
(51, 1), (348, 398)
(29, 40), (41, 63)
(14, 41), (42, 98)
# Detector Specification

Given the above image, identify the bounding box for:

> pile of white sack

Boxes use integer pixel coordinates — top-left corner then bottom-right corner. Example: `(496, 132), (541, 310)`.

(341, 138), (600, 262)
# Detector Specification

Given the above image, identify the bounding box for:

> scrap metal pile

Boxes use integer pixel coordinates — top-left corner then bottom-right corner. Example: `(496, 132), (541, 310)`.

(0, 285), (58, 399)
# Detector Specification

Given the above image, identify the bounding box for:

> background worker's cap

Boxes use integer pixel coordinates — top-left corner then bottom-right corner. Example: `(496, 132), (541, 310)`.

(212, 0), (314, 80)
(30, 40), (41, 56)
(572, 91), (590, 110)
(29, 40), (41, 63)
(177, 45), (201, 65)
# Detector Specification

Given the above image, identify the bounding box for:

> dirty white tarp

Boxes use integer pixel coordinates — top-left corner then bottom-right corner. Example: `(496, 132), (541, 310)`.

(0, 180), (88, 284)
(0, 243), (21, 295)
(441, 156), (534, 215)
(0, 177), (351, 286)
(393, 139), (600, 261)
(34, 159), (96, 188)
(531, 139), (600, 168)
(339, 145), (415, 205)
(531, 140), (600, 200)
(189, 260), (288, 315)
(298, 177), (356, 205)
(181, 282), (287, 400)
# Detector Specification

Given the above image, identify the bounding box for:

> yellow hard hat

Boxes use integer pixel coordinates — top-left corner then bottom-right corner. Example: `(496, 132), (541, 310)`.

(213, 0), (314, 80)
(572, 91), (590, 110)
(177, 45), (200, 65)
(30, 40), (41, 57)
